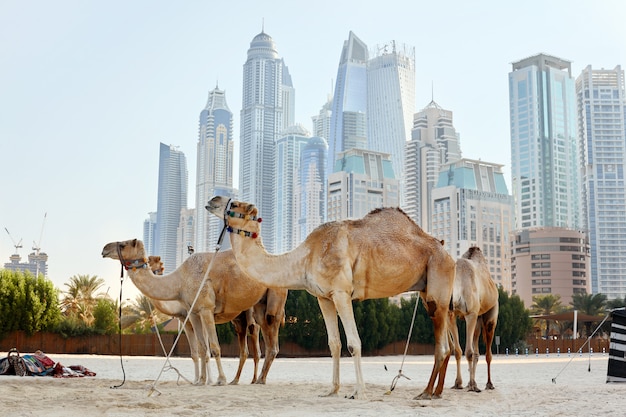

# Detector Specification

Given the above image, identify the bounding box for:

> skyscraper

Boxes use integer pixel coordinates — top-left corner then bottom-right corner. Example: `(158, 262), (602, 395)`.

(577, 65), (626, 299)
(296, 136), (327, 245)
(240, 31), (293, 253)
(275, 124), (310, 253)
(405, 100), (461, 230)
(195, 85), (235, 252)
(509, 54), (581, 230)
(327, 32), (368, 179)
(155, 142), (188, 273)
(367, 40), (415, 200)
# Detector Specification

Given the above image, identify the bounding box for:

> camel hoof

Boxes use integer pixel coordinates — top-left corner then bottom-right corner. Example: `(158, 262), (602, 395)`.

(319, 390), (339, 398)
(253, 379), (266, 385)
(215, 379), (227, 386)
(485, 382), (495, 390)
(228, 380), (239, 385)
(414, 392), (433, 400)
(451, 383), (463, 389)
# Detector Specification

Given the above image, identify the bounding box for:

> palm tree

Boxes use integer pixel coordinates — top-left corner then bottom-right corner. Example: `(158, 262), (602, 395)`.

(570, 293), (607, 337)
(60, 275), (106, 325)
(122, 295), (169, 333)
(531, 294), (564, 338)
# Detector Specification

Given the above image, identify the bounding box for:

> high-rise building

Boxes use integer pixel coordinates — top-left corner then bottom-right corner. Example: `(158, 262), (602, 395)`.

(577, 65), (626, 299)
(327, 148), (399, 221)
(177, 208), (195, 267)
(431, 158), (513, 291)
(312, 94), (332, 144)
(275, 124), (311, 253)
(296, 136), (328, 245)
(195, 85), (236, 252)
(405, 100), (461, 230)
(240, 31), (293, 253)
(142, 211), (157, 255)
(509, 54), (581, 230)
(367, 40), (415, 201)
(327, 31), (368, 179)
(510, 227), (590, 307)
(155, 142), (188, 273)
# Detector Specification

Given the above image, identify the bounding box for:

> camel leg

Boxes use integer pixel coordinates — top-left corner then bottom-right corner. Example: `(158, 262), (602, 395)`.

(317, 297), (342, 397)
(201, 311), (228, 385)
(465, 312), (480, 392)
(247, 310), (261, 384)
(180, 319), (201, 385)
(333, 291), (365, 399)
(188, 314), (212, 385)
(481, 307), (498, 390)
(450, 313), (464, 389)
(415, 299), (451, 400)
(255, 311), (281, 384)
(229, 312), (248, 385)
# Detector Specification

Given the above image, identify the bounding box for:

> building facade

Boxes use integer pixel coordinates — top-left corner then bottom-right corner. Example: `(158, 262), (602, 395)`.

(275, 125), (311, 253)
(431, 158), (513, 291)
(194, 85), (236, 253)
(176, 208), (195, 267)
(367, 40), (415, 202)
(240, 31), (294, 253)
(155, 142), (188, 273)
(509, 53), (581, 230)
(296, 136), (328, 245)
(327, 148), (399, 221)
(510, 227), (590, 307)
(577, 65), (626, 299)
(327, 31), (368, 179)
(405, 100), (462, 230)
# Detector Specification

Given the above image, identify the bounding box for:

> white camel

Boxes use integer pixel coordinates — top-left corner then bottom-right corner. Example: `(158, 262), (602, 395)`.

(206, 196), (456, 399)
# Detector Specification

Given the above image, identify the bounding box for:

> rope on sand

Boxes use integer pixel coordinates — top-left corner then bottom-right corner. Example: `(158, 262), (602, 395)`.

(385, 296), (421, 395)
(551, 313), (611, 383)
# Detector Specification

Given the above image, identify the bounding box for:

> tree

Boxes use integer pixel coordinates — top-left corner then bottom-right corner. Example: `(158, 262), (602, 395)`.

(60, 274), (106, 325)
(122, 295), (169, 334)
(570, 293), (607, 337)
(607, 296), (626, 311)
(93, 298), (119, 335)
(280, 290), (329, 350)
(0, 269), (61, 337)
(530, 294), (564, 338)
(495, 287), (532, 351)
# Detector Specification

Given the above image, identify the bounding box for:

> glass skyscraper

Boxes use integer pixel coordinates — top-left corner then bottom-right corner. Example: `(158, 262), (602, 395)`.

(509, 54), (581, 230)
(275, 124), (310, 253)
(297, 136), (327, 245)
(195, 85), (235, 252)
(367, 40), (415, 200)
(240, 31), (293, 253)
(577, 65), (626, 299)
(327, 31), (368, 179)
(155, 142), (187, 273)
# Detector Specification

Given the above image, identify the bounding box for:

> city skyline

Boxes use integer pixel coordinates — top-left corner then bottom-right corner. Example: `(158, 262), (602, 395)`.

(2, 1), (625, 301)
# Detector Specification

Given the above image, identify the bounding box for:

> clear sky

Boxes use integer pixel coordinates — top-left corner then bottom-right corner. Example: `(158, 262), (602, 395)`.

(1, 0), (625, 300)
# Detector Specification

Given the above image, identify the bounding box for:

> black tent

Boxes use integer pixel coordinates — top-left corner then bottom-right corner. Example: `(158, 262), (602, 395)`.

(607, 308), (626, 383)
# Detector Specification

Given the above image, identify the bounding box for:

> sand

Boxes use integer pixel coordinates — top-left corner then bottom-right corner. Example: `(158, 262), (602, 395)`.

(0, 351), (622, 416)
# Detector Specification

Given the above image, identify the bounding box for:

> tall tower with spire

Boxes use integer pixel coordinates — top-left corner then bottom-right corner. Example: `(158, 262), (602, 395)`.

(326, 31), (368, 179)
(195, 85), (235, 252)
(240, 30), (294, 253)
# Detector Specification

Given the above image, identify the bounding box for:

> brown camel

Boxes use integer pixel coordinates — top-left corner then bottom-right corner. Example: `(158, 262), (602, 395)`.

(449, 246), (499, 392)
(102, 240), (287, 386)
(206, 196), (456, 399)
(147, 255), (264, 385)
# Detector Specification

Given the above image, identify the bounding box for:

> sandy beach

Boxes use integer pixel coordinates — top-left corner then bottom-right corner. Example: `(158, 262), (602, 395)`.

(0, 351), (622, 416)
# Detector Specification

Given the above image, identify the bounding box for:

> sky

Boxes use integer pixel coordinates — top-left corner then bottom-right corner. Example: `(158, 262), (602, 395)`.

(1, 0), (625, 301)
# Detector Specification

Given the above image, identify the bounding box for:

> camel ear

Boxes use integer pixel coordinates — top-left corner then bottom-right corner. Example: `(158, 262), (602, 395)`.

(132, 239), (137, 247)
(246, 204), (257, 216)
(440, 240), (445, 246)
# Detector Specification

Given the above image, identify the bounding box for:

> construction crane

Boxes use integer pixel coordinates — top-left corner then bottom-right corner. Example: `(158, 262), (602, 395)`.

(32, 212), (47, 256)
(4, 227), (23, 255)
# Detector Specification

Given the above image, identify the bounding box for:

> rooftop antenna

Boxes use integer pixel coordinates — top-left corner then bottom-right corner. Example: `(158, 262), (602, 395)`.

(261, 18), (265, 33)
(431, 81), (434, 102)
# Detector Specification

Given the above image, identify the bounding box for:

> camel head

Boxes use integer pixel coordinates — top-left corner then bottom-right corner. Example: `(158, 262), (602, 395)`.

(205, 196), (262, 239)
(101, 239), (149, 270)
(148, 256), (164, 275)
(462, 246), (485, 261)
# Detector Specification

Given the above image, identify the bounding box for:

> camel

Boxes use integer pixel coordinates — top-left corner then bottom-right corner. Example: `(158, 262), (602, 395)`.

(206, 196), (456, 399)
(449, 246), (499, 392)
(102, 240), (287, 386)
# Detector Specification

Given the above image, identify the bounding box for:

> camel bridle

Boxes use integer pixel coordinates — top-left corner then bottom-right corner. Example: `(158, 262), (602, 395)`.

(115, 241), (148, 277)
(222, 199), (262, 239)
